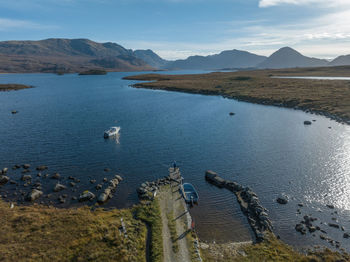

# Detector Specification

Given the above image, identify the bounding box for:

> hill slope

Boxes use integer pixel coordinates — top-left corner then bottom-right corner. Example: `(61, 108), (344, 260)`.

(258, 47), (328, 69)
(329, 55), (350, 66)
(0, 38), (152, 73)
(165, 49), (267, 70)
(133, 49), (168, 69)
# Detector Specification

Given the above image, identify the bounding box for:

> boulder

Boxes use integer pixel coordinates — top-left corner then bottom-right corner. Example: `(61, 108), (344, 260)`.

(2, 168), (8, 173)
(115, 175), (123, 182)
(79, 191), (95, 202)
(229, 112), (235, 116)
(90, 179), (96, 184)
(276, 197), (288, 205)
(326, 204), (335, 209)
(304, 121), (312, 125)
(97, 192), (109, 203)
(344, 233), (350, 239)
(0, 176), (9, 185)
(104, 168), (111, 172)
(26, 189), (43, 201)
(53, 183), (66, 192)
(96, 184), (102, 190)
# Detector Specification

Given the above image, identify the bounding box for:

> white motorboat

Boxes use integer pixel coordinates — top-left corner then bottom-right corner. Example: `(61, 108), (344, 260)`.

(104, 126), (120, 138)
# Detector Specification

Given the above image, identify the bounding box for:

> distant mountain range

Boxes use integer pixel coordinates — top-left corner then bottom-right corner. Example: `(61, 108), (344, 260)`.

(0, 38), (350, 73)
(0, 38), (152, 73)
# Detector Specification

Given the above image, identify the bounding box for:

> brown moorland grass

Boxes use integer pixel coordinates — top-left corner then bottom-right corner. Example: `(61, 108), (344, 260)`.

(0, 200), (147, 262)
(0, 84), (32, 91)
(124, 66), (350, 123)
(201, 233), (350, 262)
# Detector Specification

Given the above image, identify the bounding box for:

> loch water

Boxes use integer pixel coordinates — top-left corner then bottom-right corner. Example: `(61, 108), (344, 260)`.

(0, 72), (349, 250)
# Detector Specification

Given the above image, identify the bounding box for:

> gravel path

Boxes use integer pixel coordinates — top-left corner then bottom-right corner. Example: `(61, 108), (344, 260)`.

(158, 174), (191, 262)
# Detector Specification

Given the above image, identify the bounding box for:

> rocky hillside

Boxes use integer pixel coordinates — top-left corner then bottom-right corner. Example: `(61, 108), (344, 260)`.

(0, 38), (152, 73)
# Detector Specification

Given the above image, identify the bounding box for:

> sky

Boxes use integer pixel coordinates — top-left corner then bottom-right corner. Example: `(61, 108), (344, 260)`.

(0, 0), (349, 60)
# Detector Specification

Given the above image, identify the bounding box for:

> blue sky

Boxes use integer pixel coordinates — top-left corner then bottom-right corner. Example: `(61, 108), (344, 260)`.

(0, 0), (349, 60)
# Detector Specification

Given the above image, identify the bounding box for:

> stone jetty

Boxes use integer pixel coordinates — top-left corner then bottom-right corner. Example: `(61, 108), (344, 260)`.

(205, 170), (273, 242)
(136, 176), (172, 200)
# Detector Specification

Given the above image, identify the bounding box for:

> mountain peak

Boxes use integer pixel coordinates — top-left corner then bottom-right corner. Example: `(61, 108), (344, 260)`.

(258, 47), (328, 69)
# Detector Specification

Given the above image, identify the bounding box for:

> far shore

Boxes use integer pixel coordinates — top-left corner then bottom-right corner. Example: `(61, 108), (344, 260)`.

(124, 66), (350, 125)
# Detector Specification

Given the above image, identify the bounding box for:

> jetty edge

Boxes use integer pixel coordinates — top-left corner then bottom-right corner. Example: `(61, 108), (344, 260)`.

(205, 170), (272, 242)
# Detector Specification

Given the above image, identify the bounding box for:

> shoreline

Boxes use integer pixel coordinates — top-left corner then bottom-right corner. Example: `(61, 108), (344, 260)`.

(124, 66), (350, 125)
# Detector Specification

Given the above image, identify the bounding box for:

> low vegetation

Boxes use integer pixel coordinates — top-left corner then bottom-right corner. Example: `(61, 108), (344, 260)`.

(201, 233), (350, 262)
(0, 199), (148, 262)
(124, 66), (350, 123)
(135, 199), (163, 262)
(0, 84), (32, 91)
(167, 211), (179, 253)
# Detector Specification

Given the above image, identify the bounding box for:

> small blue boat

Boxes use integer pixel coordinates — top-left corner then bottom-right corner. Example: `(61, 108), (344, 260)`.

(182, 183), (199, 205)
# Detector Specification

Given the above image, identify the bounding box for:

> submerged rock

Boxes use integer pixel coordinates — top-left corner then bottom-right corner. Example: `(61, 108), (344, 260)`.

(304, 121), (312, 125)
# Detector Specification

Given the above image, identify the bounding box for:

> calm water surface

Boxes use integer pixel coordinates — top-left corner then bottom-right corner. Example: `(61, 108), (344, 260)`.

(0, 72), (350, 250)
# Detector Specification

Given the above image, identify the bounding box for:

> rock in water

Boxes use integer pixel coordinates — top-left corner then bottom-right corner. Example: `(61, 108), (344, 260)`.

(304, 121), (312, 125)
(0, 176), (9, 185)
(276, 197), (288, 204)
(51, 173), (61, 179)
(21, 174), (32, 181)
(36, 165), (48, 171)
(26, 189), (43, 201)
(22, 164), (31, 169)
(53, 183), (67, 192)
(79, 191), (95, 202)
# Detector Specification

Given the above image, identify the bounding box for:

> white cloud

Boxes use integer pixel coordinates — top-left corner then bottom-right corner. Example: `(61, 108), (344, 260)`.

(0, 18), (57, 31)
(259, 0), (350, 8)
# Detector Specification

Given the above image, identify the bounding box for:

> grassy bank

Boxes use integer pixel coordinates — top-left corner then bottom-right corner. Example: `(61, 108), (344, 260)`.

(201, 234), (350, 262)
(0, 199), (148, 262)
(0, 84), (32, 91)
(135, 199), (163, 262)
(124, 66), (350, 123)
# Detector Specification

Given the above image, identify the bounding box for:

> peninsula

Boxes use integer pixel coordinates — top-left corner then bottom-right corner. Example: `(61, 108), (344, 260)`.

(124, 66), (350, 124)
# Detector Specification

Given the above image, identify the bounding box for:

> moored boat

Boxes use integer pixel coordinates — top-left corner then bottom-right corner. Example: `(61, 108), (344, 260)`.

(182, 182), (199, 205)
(104, 126), (120, 138)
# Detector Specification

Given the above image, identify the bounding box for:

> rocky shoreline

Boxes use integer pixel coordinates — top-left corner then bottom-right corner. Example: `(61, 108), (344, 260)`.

(204, 170), (273, 242)
(0, 164), (122, 206)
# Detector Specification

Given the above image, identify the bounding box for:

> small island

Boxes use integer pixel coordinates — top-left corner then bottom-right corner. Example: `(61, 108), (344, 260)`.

(78, 69), (107, 75)
(0, 84), (33, 91)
